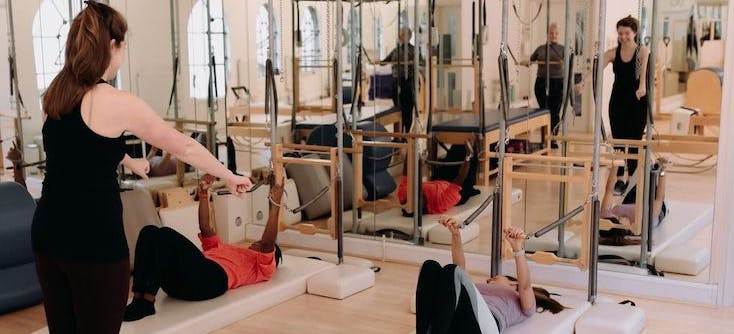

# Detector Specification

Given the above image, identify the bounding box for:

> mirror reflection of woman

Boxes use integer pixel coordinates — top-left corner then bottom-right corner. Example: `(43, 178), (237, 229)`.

(602, 16), (650, 194)
(520, 23), (565, 147)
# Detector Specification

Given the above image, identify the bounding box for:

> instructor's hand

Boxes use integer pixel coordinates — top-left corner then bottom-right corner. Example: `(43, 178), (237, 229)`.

(128, 158), (150, 179)
(635, 87), (647, 100)
(225, 173), (252, 197)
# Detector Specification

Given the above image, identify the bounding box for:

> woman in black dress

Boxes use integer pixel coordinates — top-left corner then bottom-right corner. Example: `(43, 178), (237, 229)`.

(32, 2), (251, 333)
(602, 16), (650, 194)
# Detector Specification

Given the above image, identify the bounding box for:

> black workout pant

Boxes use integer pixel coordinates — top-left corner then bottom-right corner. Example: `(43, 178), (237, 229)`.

(416, 260), (485, 334)
(34, 254), (129, 334)
(131, 226), (228, 301)
(534, 77), (565, 134)
(393, 77), (415, 133)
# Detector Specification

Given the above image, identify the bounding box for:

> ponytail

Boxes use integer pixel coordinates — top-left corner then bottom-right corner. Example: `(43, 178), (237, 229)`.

(506, 276), (569, 314)
(42, 1), (127, 119)
(532, 286), (568, 314)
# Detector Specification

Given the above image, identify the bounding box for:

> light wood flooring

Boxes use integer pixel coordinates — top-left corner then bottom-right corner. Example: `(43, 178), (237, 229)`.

(1, 260), (733, 334)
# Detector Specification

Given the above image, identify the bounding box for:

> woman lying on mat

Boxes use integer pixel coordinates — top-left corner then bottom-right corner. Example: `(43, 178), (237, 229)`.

(397, 140), (474, 215)
(123, 174), (284, 321)
(601, 157), (669, 236)
(144, 146), (178, 177)
(416, 219), (566, 334)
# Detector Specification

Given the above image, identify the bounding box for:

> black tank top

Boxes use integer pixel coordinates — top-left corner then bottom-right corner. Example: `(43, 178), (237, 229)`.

(32, 81), (128, 262)
(611, 45), (640, 95)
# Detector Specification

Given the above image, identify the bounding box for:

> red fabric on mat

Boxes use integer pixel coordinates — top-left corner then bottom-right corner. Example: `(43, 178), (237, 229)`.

(397, 176), (462, 214)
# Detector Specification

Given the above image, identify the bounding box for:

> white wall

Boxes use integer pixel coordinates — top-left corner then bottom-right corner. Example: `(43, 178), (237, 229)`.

(109, 0), (173, 116)
(712, 0), (734, 307)
(8, 0), (44, 152)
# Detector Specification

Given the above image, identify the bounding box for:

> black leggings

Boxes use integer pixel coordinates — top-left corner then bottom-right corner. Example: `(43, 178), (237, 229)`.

(34, 254), (129, 334)
(534, 77), (565, 134)
(416, 260), (494, 334)
(609, 93), (648, 178)
(132, 226), (228, 301)
(393, 77), (415, 133)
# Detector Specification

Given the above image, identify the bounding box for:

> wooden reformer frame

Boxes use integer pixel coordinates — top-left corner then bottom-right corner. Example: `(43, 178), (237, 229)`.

(434, 112), (552, 186)
(272, 143), (362, 239)
(350, 130), (428, 215)
(552, 133), (719, 235)
(500, 154), (593, 270)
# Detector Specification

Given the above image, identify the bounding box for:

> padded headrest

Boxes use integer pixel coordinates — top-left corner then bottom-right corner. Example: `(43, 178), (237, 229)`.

(0, 182), (36, 268)
(306, 125), (353, 149)
(357, 122), (394, 172)
(691, 67), (724, 84)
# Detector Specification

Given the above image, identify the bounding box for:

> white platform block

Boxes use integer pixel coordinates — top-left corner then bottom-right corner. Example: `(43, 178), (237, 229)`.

(575, 302), (646, 334)
(212, 179), (301, 243)
(655, 242), (711, 275)
(427, 220), (480, 245)
(284, 248), (375, 268)
(32, 256), (334, 334)
(525, 229), (577, 256)
(343, 210), (376, 232)
(212, 193), (248, 244)
(307, 264), (375, 300)
(246, 179), (302, 227)
(505, 287), (592, 334)
(158, 204), (202, 251)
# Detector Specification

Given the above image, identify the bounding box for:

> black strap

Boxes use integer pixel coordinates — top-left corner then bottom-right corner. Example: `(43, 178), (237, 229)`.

(619, 300), (636, 306)
(167, 56), (179, 112)
(598, 255), (665, 277)
(8, 56), (26, 110)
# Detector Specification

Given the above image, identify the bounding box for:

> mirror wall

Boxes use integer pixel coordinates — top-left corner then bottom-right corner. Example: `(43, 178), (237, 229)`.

(2, 0), (727, 293)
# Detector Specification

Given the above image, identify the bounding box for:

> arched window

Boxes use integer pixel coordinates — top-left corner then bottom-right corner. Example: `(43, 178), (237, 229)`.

(32, 0), (83, 92)
(256, 4), (281, 77)
(300, 6), (320, 71)
(188, 0), (230, 99)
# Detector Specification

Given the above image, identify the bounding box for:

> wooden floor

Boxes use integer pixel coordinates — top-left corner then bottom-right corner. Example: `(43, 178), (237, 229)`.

(2, 260), (734, 334)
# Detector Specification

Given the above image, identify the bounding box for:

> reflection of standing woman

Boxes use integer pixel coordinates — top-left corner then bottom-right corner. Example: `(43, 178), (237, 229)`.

(521, 23), (565, 141)
(32, 3), (251, 333)
(602, 16), (650, 193)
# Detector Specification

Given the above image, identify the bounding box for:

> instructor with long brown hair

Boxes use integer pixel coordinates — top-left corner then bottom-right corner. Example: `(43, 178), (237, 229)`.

(32, 2), (251, 333)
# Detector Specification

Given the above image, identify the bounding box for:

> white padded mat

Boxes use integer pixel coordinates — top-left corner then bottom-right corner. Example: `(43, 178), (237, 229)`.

(158, 204), (202, 251)
(564, 201), (713, 261)
(525, 228), (577, 256)
(32, 255), (334, 334)
(363, 187), (523, 241)
(575, 301), (645, 334)
(505, 286), (592, 334)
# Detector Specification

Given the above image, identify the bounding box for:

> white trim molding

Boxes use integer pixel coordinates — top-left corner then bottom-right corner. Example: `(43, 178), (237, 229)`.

(712, 1), (734, 307)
